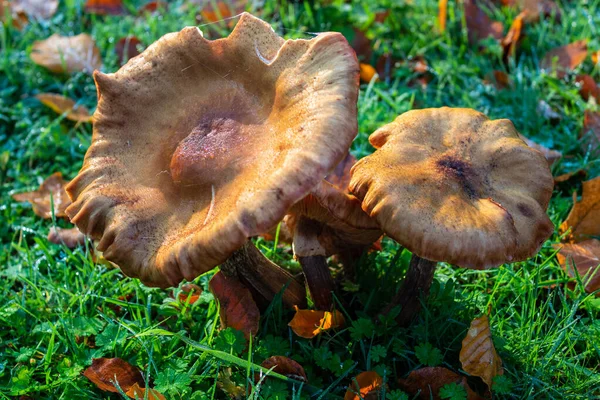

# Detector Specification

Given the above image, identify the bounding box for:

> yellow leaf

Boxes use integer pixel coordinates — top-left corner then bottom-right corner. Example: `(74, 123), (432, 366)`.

(288, 306), (345, 339)
(30, 33), (102, 75)
(36, 93), (93, 123)
(459, 315), (503, 389)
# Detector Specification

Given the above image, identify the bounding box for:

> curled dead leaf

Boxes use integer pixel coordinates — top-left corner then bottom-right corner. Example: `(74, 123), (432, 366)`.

(209, 271), (259, 340)
(83, 358), (144, 394)
(560, 177), (600, 242)
(31, 34), (102, 75)
(519, 133), (561, 166)
(359, 63), (377, 83)
(555, 240), (600, 295)
(541, 40), (587, 78)
(397, 367), (483, 400)
(36, 93), (93, 123)
(257, 356), (307, 382)
(502, 11), (526, 63)
(12, 172), (71, 219)
(325, 152), (357, 191)
(85, 0), (126, 15)
(115, 36), (142, 65)
(460, 315), (503, 389)
(288, 306), (345, 339)
(581, 110), (600, 157)
(125, 383), (166, 400)
(465, 0), (504, 44)
(48, 227), (86, 248)
(344, 371), (384, 400)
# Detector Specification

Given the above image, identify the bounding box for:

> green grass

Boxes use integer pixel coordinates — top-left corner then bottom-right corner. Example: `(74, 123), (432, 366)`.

(1, 0), (599, 398)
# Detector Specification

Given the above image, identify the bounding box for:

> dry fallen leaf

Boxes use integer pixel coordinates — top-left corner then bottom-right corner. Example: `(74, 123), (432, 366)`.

(438, 0), (448, 33)
(397, 367), (483, 400)
(83, 358), (144, 394)
(359, 63), (377, 83)
(258, 356), (307, 382)
(288, 306), (345, 339)
(139, 1), (168, 13)
(12, 172), (71, 219)
(487, 70), (511, 89)
(521, 0), (560, 23)
(519, 133), (561, 166)
(36, 93), (93, 123)
(560, 177), (600, 242)
(351, 28), (372, 62)
(541, 40), (587, 78)
(580, 110), (600, 157)
(325, 152), (357, 191)
(47, 227), (86, 248)
(460, 315), (504, 389)
(554, 169), (587, 186)
(198, 0), (246, 24)
(344, 371), (384, 400)
(555, 240), (600, 295)
(85, 0), (126, 15)
(501, 11), (527, 63)
(465, 0), (504, 44)
(576, 75), (600, 102)
(11, 0), (58, 20)
(0, 0), (28, 29)
(209, 271), (259, 340)
(177, 283), (203, 304)
(31, 34), (102, 75)
(125, 383), (166, 400)
(115, 36), (142, 65)
(217, 367), (245, 399)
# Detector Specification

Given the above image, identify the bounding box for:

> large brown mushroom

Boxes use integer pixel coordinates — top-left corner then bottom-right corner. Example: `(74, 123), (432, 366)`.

(65, 13), (359, 308)
(349, 108), (554, 325)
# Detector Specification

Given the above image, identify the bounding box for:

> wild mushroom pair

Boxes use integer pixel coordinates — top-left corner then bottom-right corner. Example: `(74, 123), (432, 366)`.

(66, 13), (554, 324)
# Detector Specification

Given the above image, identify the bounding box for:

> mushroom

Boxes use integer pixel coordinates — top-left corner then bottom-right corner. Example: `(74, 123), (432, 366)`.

(65, 13), (360, 308)
(286, 179), (382, 310)
(349, 108), (554, 325)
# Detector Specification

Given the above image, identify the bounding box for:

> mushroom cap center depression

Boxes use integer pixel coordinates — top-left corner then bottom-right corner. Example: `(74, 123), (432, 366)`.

(434, 153), (484, 199)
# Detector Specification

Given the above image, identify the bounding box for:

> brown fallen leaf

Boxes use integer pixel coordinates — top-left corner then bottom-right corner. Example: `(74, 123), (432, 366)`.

(460, 315), (504, 389)
(177, 283), (203, 304)
(36, 93), (93, 123)
(0, 0), (28, 29)
(501, 11), (527, 63)
(288, 306), (345, 339)
(359, 63), (377, 83)
(560, 177), (600, 242)
(439, 0), (448, 33)
(351, 28), (372, 62)
(487, 70), (511, 89)
(47, 227), (86, 248)
(209, 271), (259, 340)
(554, 169), (587, 185)
(85, 0), (126, 15)
(31, 33), (102, 75)
(581, 110), (600, 157)
(325, 152), (357, 191)
(344, 371), (384, 400)
(139, 1), (168, 13)
(576, 75), (600, 102)
(115, 36), (142, 65)
(257, 356), (307, 382)
(198, 0), (246, 24)
(83, 358), (144, 394)
(397, 367), (483, 400)
(519, 133), (561, 166)
(541, 40), (587, 78)
(555, 240), (600, 295)
(521, 0), (561, 23)
(125, 383), (166, 400)
(12, 172), (71, 219)
(465, 0), (504, 44)
(11, 0), (58, 20)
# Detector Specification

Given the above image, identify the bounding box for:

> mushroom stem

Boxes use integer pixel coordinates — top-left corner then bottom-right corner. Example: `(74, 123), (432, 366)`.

(385, 255), (437, 326)
(220, 241), (307, 309)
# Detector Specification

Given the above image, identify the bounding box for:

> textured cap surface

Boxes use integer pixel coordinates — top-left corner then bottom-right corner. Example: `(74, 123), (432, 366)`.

(66, 13), (359, 287)
(349, 108), (554, 269)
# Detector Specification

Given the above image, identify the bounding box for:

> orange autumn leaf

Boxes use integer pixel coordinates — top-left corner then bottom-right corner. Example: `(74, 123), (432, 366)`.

(519, 133), (561, 166)
(359, 63), (377, 83)
(581, 110), (600, 157)
(115, 36), (142, 65)
(83, 358), (144, 394)
(288, 306), (345, 339)
(344, 371), (384, 400)
(85, 0), (125, 15)
(139, 1), (168, 14)
(501, 11), (527, 62)
(560, 177), (600, 242)
(198, 0), (246, 23)
(209, 271), (259, 340)
(465, 0), (504, 44)
(555, 239), (600, 295)
(258, 356), (307, 382)
(397, 367), (483, 400)
(325, 152), (357, 191)
(36, 93), (93, 123)
(126, 383), (166, 400)
(47, 227), (86, 248)
(541, 40), (587, 78)
(0, 1), (28, 30)
(592, 51), (600, 65)
(12, 172), (71, 219)
(460, 315), (504, 389)
(576, 74), (600, 102)
(438, 0), (448, 33)
(490, 70), (511, 89)
(177, 283), (203, 304)
(31, 34), (102, 75)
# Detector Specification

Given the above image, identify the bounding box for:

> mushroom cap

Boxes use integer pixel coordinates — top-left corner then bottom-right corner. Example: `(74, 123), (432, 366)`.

(65, 13), (359, 287)
(349, 108), (554, 269)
